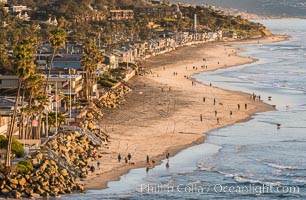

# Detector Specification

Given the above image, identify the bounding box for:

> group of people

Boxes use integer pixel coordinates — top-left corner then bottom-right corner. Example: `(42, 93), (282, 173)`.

(87, 159), (101, 175)
(145, 152), (171, 173)
(200, 95), (251, 125)
(118, 153), (132, 164)
(250, 93), (261, 101)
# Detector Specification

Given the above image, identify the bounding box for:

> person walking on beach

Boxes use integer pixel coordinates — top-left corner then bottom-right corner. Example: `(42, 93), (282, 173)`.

(166, 152), (170, 160)
(90, 165), (95, 173)
(230, 111), (233, 117)
(213, 98), (216, 105)
(125, 157), (128, 164)
(238, 104), (240, 110)
(128, 153), (132, 162)
(147, 155), (150, 164)
(118, 153), (122, 162)
(97, 160), (101, 170)
(203, 97), (205, 103)
(215, 110), (217, 117)
(245, 103), (248, 110)
(200, 114), (203, 121)
(217, 117), (220, 124)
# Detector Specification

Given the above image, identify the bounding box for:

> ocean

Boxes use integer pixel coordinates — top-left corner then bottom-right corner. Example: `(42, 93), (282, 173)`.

(61, 19), (306, 199)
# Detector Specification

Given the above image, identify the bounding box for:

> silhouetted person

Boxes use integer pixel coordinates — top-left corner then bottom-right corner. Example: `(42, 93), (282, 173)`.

(166, 152), (170, 160)
(118, 153), (122, 162)
(146, 155), (150, 164)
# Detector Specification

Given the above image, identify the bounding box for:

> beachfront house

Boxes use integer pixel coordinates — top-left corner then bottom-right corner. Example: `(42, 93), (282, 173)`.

(0, 75), (19, 89)
(110, 10), (134, 20)
(47, 54), (83, 70)
(46, 73), (83, 100)
(104, 54), (118, 69)
(134, 6), (174, 18)
(0, 96), (25, 137)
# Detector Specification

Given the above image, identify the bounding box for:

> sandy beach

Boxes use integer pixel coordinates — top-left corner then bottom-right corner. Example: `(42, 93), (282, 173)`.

(84, 35), (287, 189)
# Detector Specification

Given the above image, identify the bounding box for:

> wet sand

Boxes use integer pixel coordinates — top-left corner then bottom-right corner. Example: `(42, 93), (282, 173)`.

(84, 35), (287, 189)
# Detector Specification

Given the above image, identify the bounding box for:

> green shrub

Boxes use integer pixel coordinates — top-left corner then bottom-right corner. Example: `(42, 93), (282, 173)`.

(99, 80), (115, 88)
(0, 135), (7, 149)
(0, 136), (25, 158)
(107, 78), (118, 83)
(11, 140), (25, 158)
(18, 160), (34, 171)
(15, 164), (28, 175)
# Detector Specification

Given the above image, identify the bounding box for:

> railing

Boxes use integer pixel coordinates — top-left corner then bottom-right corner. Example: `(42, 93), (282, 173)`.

(80, 129), (103, 146)
(31, 149), (80, 177)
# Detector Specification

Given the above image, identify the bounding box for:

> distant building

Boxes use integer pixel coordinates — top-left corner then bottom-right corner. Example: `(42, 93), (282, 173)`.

(46, 17), (58, 26)
(151, 0), (161, 5)
(11, 5), (28, 13)
(16, 11), (30, 21)
(104, 54), (118, 69)
(46, 74), (83, 97)
(110, 10), (134, 20)
(0, 97), (24, 137)
(134, 6), (173, 18)
(0, 75), (19, 89)
(52, 54), (82, 70)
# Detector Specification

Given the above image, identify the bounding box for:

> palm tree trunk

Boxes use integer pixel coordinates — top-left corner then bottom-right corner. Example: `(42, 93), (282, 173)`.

(19, 85), (27, 139)
(5, 77), (23, 167)
(36, 113), (43, 139)
(25, 90), (33, 139)
(86, 72), (90, 100)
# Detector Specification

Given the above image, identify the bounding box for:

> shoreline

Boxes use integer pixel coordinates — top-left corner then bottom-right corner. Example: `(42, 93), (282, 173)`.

(84, 34), (288, 190)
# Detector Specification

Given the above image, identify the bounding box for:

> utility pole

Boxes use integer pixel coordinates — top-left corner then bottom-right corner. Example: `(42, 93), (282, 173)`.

(69, 68), (72, 125)
(55, 81), (58, 134)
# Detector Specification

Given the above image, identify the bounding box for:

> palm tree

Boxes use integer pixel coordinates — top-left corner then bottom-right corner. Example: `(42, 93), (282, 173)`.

(44, 27), (66, 94)
(0, 43), (12, 74)
(81, 40), (104, 100)
(23, 74), (44, 139)
(47, 111), (66, 132)
(5, 39), (36, 168)
(35, 95), (48, 139)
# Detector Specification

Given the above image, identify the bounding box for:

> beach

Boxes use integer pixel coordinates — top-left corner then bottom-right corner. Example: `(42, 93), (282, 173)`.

(84, 35), (287, 189)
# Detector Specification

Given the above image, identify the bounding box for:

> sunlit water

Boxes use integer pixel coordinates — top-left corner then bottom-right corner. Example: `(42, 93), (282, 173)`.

(61, 19), (306, 199)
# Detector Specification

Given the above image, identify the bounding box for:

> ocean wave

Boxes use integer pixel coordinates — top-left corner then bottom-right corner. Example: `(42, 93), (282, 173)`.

(234, 176), (264, 184)
(255, 159), (301, 170)
(266, 163), (300, 170)
(233, 175), (282, 186)
(197, 162), (284, 186)
(247, 156), (304, 171)
(281, 139), (306, 143)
